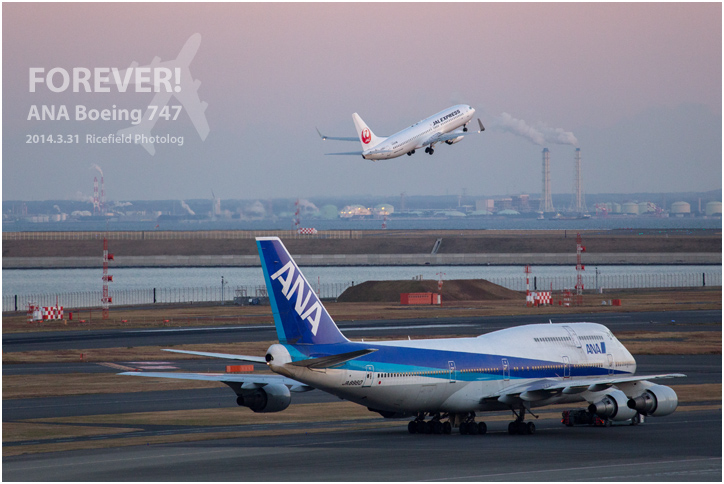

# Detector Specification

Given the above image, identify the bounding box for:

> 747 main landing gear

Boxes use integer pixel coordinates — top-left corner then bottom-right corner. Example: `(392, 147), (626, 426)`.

(424, 147), (435, 155)
(407, 413), (452, 435)
(459, 413), (487, 436)
(508, 408), (536, 435)
(406, 150), (416, 156)
(407, 412), (488, 436)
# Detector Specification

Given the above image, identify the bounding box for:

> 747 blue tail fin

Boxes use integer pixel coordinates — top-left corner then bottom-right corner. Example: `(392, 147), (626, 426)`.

(256, 237), (348, 345)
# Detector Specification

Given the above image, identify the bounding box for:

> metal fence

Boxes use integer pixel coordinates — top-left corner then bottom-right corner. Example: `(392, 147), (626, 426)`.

(2, 272), (719, 312)
(2, 230), (361, 241)
(3, 282), (355, 312)
(485, 271), (721, 292)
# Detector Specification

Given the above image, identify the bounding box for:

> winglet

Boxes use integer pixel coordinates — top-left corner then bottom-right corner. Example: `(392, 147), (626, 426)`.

(477, 118), (485, 132)
(316, 127), (327, 140)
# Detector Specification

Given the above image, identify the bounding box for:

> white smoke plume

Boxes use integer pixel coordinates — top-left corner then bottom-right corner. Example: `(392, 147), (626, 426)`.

(496, 113), (545, 145)
(180, 200), (196, 216)
(297, 199), (319, 214)
(494, 113), (578, 147)
(245, 200), (267, 217)
(90, 164), (104, 177)
(53, 205), (61, 213)
(74, 191), (94, 203)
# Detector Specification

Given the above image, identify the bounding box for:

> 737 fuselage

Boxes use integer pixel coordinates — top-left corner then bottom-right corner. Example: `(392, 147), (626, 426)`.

(318, 104), (484, 160)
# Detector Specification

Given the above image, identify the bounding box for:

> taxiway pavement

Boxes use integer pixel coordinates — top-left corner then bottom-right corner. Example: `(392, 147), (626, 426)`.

(3, 409), (721, 481)
(2, 309), (720, 352)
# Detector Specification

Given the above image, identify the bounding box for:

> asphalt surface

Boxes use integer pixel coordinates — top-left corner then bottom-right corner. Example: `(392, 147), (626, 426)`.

(2, 355), (719, 422)
(2, 309), (720, 352)
(3, 309), (721, 481)
(3, 409), (721, 481)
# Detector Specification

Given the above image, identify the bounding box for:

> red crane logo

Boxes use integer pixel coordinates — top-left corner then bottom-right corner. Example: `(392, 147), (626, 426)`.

(361, 128), (371, 144)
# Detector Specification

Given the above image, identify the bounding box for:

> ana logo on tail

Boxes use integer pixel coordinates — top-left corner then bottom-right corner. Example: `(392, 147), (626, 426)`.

(361, 128), (371, 144)
(270, 261), (322, 335)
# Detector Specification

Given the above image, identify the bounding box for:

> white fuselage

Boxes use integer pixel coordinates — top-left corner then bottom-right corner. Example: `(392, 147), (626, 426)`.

(272, 323), (636, 414)
(363, 104), (476, 160)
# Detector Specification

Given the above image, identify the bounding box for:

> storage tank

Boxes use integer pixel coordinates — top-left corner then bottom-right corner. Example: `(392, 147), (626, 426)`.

(705, 201), (722, 217)
(638, 202), (655, 214)
(670, 201), (691, 216)
(622, 202), (639, 215)
(375, 203), (394, 215)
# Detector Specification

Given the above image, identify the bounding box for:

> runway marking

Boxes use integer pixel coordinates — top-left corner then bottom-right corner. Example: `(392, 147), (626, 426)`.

(288, 438), (372, 447)
(422, 457), (722, 481)
(594, 468), (721, 480)
(97, 362), (137, 371)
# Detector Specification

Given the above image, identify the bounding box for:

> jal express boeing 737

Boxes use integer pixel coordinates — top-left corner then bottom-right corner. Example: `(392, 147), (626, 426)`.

(122, 237), (683, 435)
(317, 104), (484, 160)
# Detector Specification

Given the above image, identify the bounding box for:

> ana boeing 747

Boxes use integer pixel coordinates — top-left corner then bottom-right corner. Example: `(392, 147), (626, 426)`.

(122, 237), (684, 435)
(317, 105), (484, 160)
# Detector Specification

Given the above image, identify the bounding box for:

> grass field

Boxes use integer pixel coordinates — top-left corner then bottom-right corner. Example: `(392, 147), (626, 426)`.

(3, 286), (720, 333)
(4, 229), (721, 257)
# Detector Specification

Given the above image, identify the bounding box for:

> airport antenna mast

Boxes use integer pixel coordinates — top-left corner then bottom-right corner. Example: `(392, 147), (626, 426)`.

(102, 236), (114, 319)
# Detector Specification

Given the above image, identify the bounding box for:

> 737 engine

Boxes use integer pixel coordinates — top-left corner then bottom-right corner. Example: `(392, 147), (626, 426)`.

(445, 136), (464, 145)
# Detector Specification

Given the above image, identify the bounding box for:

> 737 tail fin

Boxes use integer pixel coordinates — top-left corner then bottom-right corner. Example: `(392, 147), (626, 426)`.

(256, 237), (348, 345)
(352, 113), (384, 150)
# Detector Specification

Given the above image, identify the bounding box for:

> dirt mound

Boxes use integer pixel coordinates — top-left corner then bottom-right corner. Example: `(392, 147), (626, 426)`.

(337, 279), (521, 303)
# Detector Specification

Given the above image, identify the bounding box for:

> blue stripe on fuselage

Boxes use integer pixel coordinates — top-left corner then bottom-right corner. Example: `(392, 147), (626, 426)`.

(284, 341), (629, 380)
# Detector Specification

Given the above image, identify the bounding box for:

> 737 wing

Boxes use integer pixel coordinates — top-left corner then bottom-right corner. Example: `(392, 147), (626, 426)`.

(316, 127), (358, 142)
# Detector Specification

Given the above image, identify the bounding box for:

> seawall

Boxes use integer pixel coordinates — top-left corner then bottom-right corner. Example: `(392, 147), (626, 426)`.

(3, 252), (719, 269)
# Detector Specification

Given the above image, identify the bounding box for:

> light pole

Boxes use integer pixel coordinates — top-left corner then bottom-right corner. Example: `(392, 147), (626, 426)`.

(595, 267), (600, 292)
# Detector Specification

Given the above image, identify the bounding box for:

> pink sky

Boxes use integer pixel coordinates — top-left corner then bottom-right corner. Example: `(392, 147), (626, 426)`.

(3, 3), (721, 200)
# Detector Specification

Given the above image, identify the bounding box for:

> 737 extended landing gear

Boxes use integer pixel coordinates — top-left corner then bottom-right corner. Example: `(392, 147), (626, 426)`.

(508, 408), (536, 435)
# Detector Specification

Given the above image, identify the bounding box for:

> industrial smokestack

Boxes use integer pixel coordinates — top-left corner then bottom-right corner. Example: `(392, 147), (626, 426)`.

(569, 148), (587, 214)
(539, 148), (554, 213)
